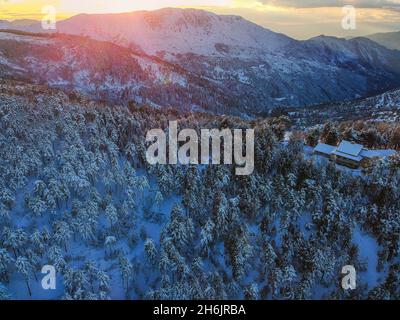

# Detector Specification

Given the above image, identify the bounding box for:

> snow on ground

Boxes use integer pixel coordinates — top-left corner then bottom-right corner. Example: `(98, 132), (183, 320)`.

(8, 272), (65, 300)
(6, 167), (183, 300)
(352, 226), (385, 289)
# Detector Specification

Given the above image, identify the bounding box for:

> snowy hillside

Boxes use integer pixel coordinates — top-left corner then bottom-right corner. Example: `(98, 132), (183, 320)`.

(1, 27), (400, 116)
(0, 30), (235, 114)
(1, 80), (399, 300)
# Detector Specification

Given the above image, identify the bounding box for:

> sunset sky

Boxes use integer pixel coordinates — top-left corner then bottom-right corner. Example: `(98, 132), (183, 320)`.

(1, 0), (399, 39)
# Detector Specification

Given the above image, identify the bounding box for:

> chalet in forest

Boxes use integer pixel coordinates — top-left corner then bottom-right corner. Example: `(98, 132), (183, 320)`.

(313, 140), (396, 169)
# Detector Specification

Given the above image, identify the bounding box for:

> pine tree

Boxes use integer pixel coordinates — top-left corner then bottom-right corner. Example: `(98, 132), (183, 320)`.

(84, 261), (99, 293)
(263, 241), (277, 277)
(0, 249), (13, 282)
(159, 250), (171, 274)
(212, 192), (229, 236)
(25, 249), (40, 281)
(154, 191), (164, 213)
(15, 256), (34, 296)
(244, 283), (259, 300)
(97, 270), (110, 293)
(200, 219), (215, 257)
(63, 268), (89, 298)
(182, 166), (201, 216)
(29, 197), (47, 216)
(227, 231), (253, 281)
(137, 176), (150, 203)
(144, 238), (158, 266)
(29, 229), (45, 256)
(2, 227), (27, 259)
(119, 254), (133, 296)
(48, 246), (67, 273)
(76, 212), (95, 242)
(0, 188), (15, 210)
(164, 205), (194, 250)
(0, 203), (10, 221)
(105, 203), (118, 227)
(0, 283), (11, 300)
(105, 236), (117, 256)
(53, 221), (72, 252)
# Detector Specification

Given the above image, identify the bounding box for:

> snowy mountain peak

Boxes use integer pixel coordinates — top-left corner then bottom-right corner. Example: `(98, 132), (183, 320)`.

(47, 8), (294, 56)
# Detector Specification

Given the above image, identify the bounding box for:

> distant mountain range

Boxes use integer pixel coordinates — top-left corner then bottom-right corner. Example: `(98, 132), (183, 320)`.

(0, 8), (399, 116)
(363, 31), (400, 51)
(282, 88), (400, 127)
(0, 19), (38, 29)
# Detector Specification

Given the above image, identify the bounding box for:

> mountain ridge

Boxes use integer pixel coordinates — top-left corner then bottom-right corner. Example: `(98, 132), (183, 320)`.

(1, 8), (400, 115)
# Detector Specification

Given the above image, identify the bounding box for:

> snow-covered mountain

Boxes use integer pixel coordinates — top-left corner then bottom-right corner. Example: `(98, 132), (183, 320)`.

(25, 8), (294, 57)
(1, 8), (400, 115)
(0, 30), (235, 114)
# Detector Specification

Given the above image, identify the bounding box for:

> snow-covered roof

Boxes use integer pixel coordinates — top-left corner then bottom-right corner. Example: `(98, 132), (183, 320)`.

(336, 140), (363, 157)
(314, 143), (336, 155)
(313, 140), (397, 163)
(360, 149), (397, 159)
(332, 150), (363, 162)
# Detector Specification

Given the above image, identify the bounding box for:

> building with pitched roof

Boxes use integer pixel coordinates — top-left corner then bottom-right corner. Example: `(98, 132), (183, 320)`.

(313, 140), (396, 169)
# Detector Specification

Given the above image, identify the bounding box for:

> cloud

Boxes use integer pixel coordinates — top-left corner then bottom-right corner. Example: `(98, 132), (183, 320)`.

(259, 0), (400, 8)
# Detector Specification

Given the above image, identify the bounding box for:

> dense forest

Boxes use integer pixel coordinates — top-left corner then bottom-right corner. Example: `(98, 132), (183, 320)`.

(0, 80), (399, 300)
(304, 121), (400, 150)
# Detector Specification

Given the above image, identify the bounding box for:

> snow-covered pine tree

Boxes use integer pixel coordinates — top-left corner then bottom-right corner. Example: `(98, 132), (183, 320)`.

(105, 236), (117, 257)
(53, 221), (72, 252)
(0, 283), (11, 300)
(105, 203), (118, 228)
(144, 238), (158, 266)
(0, 249), (13, 282)
(15, 256), (34, 296)
(244, 283), (259, 300)
(118, 254), (133, 296)
(2, 227), (27, 259)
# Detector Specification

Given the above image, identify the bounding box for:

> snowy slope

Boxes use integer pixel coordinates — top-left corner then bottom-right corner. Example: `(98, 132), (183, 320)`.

(0, 31), (233, 114)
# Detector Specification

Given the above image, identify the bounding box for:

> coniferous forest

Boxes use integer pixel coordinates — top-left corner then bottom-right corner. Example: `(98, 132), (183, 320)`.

(1, 81), (399, 300)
